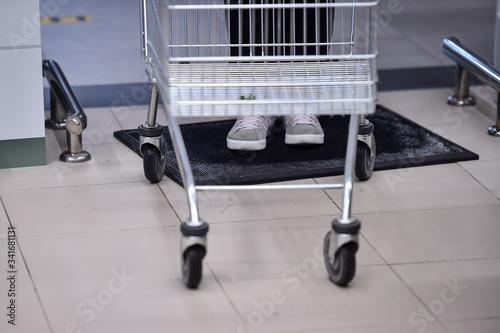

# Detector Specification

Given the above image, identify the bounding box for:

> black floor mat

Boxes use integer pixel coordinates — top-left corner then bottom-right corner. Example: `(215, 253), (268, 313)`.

(114, 105), (478, 186)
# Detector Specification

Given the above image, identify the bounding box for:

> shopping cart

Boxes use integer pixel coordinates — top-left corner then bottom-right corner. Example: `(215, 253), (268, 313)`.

(138, 0), (378, 288)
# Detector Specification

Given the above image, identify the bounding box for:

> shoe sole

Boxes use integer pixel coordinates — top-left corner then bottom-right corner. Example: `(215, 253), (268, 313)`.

(285, 133), (324, 145)
(227, 138), (266, 150)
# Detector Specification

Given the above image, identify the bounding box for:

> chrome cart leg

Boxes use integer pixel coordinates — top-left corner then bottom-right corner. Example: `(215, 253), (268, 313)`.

(157, 86), (209, 289)
(173, 116), (209, 288)
(139, 81), (167, 183)
(324, 115), (361, 286)
(355, 115), (376, 181)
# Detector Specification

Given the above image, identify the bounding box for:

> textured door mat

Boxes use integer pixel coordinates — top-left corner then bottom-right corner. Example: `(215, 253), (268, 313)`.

(114, 105), (478, 186)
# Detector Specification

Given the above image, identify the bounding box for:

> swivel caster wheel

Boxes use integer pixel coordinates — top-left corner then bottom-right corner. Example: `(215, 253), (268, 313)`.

(323, 231), (356, 286)
(139, 125), (166, 183)
(355, 122), (376, 181)
(182, 246), (205, 289)
(143, 143), (166, 183)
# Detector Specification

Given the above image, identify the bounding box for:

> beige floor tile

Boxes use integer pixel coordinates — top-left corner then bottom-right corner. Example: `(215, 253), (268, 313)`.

(206, 217), (384, 274)
(379, 87), (496, 134)
(460, 160), (500, 200)
(0, 230), (51, 332)
(213, 265), (424, 332)
(284, 322), (448, 333)
(159, 178), (341, 224)
(393, 259), (500, 321)
(18, 227), (239, 333)
(318, 164), (499, 214)
(444, 318), (500, 333)
(1, 182), (178, 237)
(82, 107), (123, 145)
(360, 206), (500, 264)
(378, 88), (457, 127)
(0, 142), (145, 190)
(0, 204), (9, 233)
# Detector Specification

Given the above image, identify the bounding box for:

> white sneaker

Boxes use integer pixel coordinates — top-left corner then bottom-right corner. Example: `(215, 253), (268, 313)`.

(227, 116), (277, 150)
(284, 114), (324, 145)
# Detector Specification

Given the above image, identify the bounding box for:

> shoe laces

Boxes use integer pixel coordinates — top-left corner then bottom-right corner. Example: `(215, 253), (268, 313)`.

(291, 114), (316, 125)
(236, 116), (266, 130)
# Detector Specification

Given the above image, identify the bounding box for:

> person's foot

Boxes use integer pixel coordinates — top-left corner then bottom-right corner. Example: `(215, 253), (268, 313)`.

(284, 114), (324, 144)
(227, 115), (277, 150)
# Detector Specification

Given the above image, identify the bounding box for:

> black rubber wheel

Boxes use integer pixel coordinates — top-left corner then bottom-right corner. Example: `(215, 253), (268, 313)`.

(355, 135), (376, 181)
(323, 231), (356, 286)
(143, 144), (165, 183)
(182, 246), (205, 289)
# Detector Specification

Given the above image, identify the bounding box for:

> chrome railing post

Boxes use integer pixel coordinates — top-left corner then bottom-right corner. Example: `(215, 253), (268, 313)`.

(491, 91), (500, 136)
(448, 64), (477, 106)
(442, 37), (500, 136)
(60, 116), (91, 163)
(43, 59), (92, 162)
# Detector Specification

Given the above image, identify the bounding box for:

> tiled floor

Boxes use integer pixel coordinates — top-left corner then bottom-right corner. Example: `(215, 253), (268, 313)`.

(2, 0), (500, 332)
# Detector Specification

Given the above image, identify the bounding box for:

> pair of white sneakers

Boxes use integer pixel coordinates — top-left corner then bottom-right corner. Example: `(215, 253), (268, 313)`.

(227, 114), (324, 150)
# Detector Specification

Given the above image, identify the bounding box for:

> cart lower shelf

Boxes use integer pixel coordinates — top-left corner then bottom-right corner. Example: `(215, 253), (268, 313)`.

(161, 60), (377, 117)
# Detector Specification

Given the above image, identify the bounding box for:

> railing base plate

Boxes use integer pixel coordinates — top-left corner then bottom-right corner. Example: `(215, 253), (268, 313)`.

(60, 151), (91, 163)
(447, 95), (477, 106)
(488, 125), (500, 137)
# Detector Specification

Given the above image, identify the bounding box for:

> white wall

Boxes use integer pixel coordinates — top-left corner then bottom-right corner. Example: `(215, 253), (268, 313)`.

(0, 1), (45, 141)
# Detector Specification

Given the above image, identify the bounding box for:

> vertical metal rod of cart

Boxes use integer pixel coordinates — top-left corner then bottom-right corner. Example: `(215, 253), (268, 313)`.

(139, 0), (379, 289)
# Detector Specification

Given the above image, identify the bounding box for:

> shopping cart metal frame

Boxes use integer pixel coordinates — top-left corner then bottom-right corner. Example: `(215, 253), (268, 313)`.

(139, 0), (378, 288)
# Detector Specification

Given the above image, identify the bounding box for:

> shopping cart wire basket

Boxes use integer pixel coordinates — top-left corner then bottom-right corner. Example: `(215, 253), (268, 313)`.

(138, 0), (378, 288)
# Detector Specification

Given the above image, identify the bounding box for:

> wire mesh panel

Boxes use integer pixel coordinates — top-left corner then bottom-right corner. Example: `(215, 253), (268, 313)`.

(144, 0), (378, 117)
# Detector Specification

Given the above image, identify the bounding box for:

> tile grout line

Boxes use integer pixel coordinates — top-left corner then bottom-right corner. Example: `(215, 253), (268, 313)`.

(457, 162), (500, 202)
(108, 106), (127, 131)
(359, 226), (451, 332)
(156, 183), (184, 226)
(0, 196), (55, 333)
(204, 260), (250, 332)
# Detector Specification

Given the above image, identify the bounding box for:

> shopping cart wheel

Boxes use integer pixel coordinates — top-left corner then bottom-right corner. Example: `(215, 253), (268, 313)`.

(355, 123), (376, 181)
(323, 231), (356, 286)
(182, 246), (205, 289)
(139, 125), (166, 183)
(143, 144), (166, 183)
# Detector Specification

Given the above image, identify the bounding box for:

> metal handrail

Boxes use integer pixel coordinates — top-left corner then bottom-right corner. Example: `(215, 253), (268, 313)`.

(43, 59), (91, 162)
(442, 37), (500, 91)
(442, 37), (500, 136)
